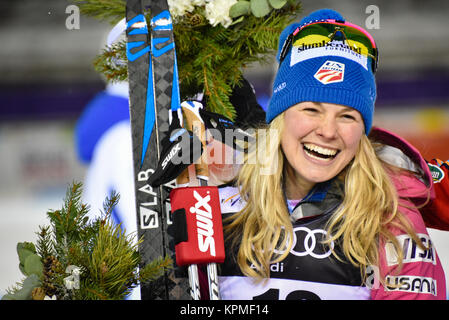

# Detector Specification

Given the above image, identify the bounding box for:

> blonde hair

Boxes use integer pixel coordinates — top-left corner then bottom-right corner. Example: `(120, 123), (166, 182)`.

(225, 114), (292, 279)
(225, 113), (426, 283)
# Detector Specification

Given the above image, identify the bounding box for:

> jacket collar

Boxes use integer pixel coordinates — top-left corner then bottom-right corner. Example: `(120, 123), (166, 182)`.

(289, 178), (344, 222)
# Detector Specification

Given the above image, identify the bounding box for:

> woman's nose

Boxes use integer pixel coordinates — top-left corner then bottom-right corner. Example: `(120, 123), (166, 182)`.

(316, 116), (338, 140)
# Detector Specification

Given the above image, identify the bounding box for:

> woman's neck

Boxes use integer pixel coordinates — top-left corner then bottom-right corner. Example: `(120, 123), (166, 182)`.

(283, 164), (316, 200)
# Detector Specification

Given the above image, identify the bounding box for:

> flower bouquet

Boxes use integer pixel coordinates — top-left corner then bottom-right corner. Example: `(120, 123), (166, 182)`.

(75, 0), (301, 119)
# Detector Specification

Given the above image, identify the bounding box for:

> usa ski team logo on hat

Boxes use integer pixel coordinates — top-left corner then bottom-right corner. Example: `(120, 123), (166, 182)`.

(314, 60), (345, 85)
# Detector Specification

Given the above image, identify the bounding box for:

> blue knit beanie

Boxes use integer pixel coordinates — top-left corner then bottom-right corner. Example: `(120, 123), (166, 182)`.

(266, 9), (377, 134)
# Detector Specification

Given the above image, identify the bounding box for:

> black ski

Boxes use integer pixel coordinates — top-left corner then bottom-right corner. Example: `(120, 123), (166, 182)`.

(126, 0), (190, 300)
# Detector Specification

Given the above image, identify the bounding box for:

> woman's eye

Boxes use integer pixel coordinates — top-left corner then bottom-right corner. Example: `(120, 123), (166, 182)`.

(303, 108), (319, 113)
(342, 114), (356, 120)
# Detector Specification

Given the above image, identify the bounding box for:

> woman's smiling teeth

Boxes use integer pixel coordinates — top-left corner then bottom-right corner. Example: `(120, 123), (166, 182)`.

(303, 143), (339, 160)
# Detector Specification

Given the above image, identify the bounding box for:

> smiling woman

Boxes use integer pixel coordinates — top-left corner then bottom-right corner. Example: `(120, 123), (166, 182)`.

(281, 102), (364, 198)
(218, 8), (446, 300)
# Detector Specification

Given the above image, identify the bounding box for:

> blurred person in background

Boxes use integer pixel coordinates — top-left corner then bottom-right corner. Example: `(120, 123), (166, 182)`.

(75, 80), (135, 232)
(75, 18), (136, 234)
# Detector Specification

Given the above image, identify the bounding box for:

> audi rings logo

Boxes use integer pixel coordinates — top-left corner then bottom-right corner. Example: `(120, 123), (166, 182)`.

(290, 226), (334, 259)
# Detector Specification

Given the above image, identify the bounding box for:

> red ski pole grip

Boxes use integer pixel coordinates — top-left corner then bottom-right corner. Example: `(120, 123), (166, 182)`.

(170, 186), (225, 266)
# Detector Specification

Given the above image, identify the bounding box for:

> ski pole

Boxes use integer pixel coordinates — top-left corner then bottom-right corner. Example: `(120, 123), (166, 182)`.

(177, 101), (221, 300)
(174, 135), (202, 300)
(174, 102), (204, 300)
(182, 102), (220, 300)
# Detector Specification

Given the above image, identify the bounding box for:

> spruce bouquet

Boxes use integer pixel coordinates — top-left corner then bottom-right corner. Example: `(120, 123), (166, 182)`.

(74, 0), (301, 119)
(2, 183), (171, 300)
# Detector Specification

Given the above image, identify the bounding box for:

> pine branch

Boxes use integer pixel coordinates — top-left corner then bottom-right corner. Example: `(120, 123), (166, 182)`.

(35, 225), (55, 262)
(138, 255), (173, 284)
(71, 0), (126, 25)
(46, 182), (90, 264)
(101, 190), (120, 217)
(4, 182), (171, 300)
(93, 40), (128, 82)
(78, 190), (154, 299)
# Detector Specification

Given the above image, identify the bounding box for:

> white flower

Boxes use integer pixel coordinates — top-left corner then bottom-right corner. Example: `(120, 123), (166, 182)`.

(168, 0), (195, 18)
(64, 265), (81, 290)
(44, 295), (57, 300)
(205, 0), (238, 28)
